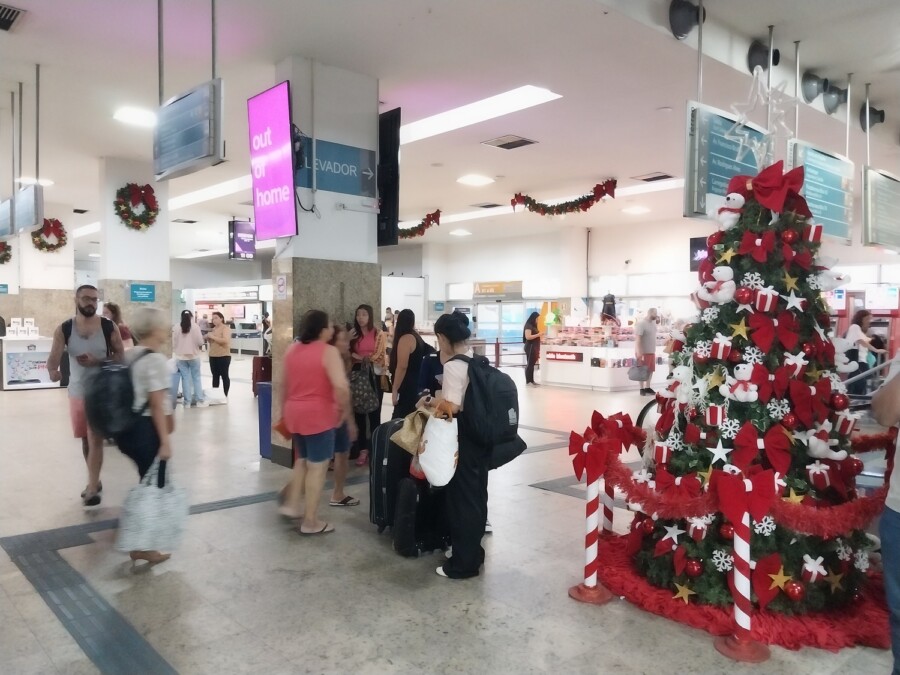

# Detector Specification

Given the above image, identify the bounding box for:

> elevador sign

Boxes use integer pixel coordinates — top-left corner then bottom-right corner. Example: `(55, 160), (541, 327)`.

(295, 137), (376, 198)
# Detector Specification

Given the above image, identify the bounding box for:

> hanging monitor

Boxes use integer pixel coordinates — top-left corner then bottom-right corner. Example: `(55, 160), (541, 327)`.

(228, 219), (256, 260)
(0, 198), (12, 237)
(13, 185), (44, 232)
(154, 78), (226, 181)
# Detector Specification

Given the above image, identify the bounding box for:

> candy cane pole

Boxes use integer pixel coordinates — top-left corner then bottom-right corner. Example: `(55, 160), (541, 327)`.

(714, 486), (770, 662)
(600, 479), (615, 535)
(569, 446), (613, 605)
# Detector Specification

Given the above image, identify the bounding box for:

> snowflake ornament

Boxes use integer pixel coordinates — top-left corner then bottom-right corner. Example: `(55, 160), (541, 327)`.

(632, 469), (652, 484)
(740, 272), (765, 290)
(667, 429), (685, 452)
(702, 307), (720, 324)
(827, 371), (848, 394)
(712, 549), (735, 573)
(766, 398), (791, 421)
(854, 549), (871, 573)
(720, 418), (741, 440)
(695, 340), (712, 359)
(836, 539), (852, 562)
(753, 516), (776, 536)
(742, 346), (764, 365)
(808, 276), (822, 291)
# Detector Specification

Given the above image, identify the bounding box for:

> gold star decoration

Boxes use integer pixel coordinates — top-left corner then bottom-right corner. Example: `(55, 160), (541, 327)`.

(673, 583), (697, 604)
(825, 569), (845, 594)
(805, 365), (824, 382)
(768, 566), (792, 591)
(729, 318), (750, 340)
(706, 368), (726, 389)
(783, 488), (805, 504)
(717, 247), (737, 264)
(783, 270), (799, 292)
(780, 425), (795, 444)
(697, 465), (713, 486)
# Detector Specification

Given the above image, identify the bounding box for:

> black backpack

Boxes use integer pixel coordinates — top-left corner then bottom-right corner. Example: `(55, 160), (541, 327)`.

(450, 354), (527, 469)
(62, 317), (116, 355)
(84, 349), (152, 439)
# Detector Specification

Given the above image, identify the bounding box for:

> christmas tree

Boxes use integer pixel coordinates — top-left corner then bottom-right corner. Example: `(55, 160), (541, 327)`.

(625, 161), (877, 615)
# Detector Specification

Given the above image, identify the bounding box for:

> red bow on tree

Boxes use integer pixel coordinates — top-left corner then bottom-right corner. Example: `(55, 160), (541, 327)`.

(697, 257), (715, 283)
(738, 230), (777, 263)
(751, 364), (792, 403)
(655, 403), (676, 438)
(714, 468), (777, 524)
(727, 161), (805, 213)
(683, 423), (717, 447)
(753, 552), (784, 611)
(789, 379), (832, 428)
(748, 311), (800, 353)
(732, 421), (793, 474)
(783, 189), (813, 219)
(655, 467), (702, 498)
(42, 218), (64, 239)
(593, 411), (639, 450)
(783, 245), (813, 271)
(568, 431), (612, 483)
(813, 333), (836, 366)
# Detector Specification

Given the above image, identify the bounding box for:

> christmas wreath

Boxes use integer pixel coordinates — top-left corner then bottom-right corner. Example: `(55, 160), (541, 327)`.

(31, 218), (67, 252)
(0, 241), (11, 264)
(114, 183), (159, 231)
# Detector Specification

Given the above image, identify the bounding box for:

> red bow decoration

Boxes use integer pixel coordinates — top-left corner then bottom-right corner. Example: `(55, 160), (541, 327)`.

(683, 423), (717, 447)
(568, 432), (611, 483)
(789, 379), (832, 428)
(732, 422), (793, 474)
(673, 545), (688, 575)
(784, 189), (813, 219)
(727, 161), (805, 214)
(738, 230), (777, 264)
(593, 179), (617, 200)
(42, 218), (64, 239)
(813, 333), (836, 366)
(655, 403), (676, 438)
(748, 311), (800, 353)
(751, 364), (791, 403)
(714, 468), (777, 524)
(655, 467), (702, 499)
(653, 537), (677, 557)
(782, 245), (813, 271)
(753, 552), (783, 611)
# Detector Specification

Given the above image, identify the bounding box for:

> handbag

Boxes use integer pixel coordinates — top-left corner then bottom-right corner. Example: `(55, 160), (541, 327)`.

(419, 414), (459, 487)
(380, 373), (392, 393)
(117, 459), (188, 553)
(390, 409), (431, 455)
(628, 364), (649, 381)
(350, 363), (380, 414)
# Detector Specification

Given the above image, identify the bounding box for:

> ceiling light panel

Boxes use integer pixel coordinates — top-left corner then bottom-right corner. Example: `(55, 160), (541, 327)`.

(450, 229), (472, 237)
(457, 174), (495, 187)
(621, 206), (651, 215)
(113, 106), (157, 128)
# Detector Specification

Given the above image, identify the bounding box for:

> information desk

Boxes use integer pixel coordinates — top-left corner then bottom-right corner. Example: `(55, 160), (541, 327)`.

(540, 343), (669, 391)
(230, 329), (264, 356)
(1, 336), (58, 391)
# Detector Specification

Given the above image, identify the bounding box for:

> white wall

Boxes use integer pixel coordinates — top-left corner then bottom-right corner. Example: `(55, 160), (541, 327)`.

(170, 258), (265, 290)
(379, 244), (423, 277)
(381, 277), (425, 324)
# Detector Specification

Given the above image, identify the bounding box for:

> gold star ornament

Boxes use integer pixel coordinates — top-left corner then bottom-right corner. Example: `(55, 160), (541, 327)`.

(768, 566), (792, 590)
(783, 270), (799, 292)
(673, 583), (697, 604)
(825, 569), (845, 593)
(697, 465), (713, 486)
(717, 247), (737, 264)
(783, 488), (805, 504)
(729, 318), (749, 340)
(706, 368), (726, 389)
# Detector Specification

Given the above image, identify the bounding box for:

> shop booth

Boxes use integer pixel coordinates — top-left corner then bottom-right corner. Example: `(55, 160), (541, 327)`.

(1, 317), (57, 391)
(187, 285), (273, 356)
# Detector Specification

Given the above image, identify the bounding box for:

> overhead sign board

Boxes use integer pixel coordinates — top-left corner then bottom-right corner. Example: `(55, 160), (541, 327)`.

(473, 281), (523, 301)
(684, 101), (766, 219)
(863, 167), (900, 250)
(130, 283), (156, 303)
(787, 140), (853, 242)
(295, 137), (376, 198)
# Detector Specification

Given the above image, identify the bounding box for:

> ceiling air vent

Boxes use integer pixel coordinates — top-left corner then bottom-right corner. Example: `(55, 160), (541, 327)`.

(0, 4), (25, 31)
(482, 135), (537, 150)
(172, 218), (198, 224)
(631, 171), (675, 182)
(470, 202), (503, 209)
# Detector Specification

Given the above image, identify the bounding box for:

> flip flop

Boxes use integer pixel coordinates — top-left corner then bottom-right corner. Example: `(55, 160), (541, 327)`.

(298, 523), (335, 536)
(329, 496), (360, 507)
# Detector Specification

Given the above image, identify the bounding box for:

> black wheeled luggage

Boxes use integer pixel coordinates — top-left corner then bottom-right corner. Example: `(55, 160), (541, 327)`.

(369, 419), (411, 532)
(392, 476), (448, 558)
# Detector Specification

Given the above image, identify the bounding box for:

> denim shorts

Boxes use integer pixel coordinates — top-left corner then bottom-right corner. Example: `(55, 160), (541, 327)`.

(334, 423), (350, 454)
(293, 429), (336, 463)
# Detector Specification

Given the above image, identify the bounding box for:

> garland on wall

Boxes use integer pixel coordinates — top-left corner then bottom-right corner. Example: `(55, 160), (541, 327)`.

(31, 218), (68, 252)
(114, 183), (159, 231)
(398, 209), (441, 240)
(511, 178), (617, 216)
(0, 241), (11, 264)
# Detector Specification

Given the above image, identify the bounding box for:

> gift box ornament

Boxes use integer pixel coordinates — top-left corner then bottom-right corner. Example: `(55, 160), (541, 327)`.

(687, 517), (709, 542)
(801, 554), (827, 583)
(754, 286), (779, 313)
(834, 410), (859, 436)
(806, 461), (833, 490)
(803, 223), (823, 243)
(654, 442), (672, 465)
(705, 405), (724, 427)
(711, 333), (733, 360)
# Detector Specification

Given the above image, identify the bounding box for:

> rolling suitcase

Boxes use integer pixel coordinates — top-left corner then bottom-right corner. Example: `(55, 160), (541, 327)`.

(369, 419), (411, 532)
(392, 476), (449, 558)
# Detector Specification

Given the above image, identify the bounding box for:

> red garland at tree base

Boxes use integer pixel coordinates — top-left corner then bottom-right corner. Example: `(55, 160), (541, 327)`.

(398, 209), (441, 239)
(595, 536), (889, 651)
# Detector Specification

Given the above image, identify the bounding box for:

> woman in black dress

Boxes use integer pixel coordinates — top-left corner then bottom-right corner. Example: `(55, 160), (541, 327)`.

(523, 312), (542, 386)
(390, 309), (431, 418)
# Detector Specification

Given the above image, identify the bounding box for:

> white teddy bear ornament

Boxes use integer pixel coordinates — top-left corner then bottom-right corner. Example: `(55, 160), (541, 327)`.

(697, 266), (736, 304)
(831, 336), (860, 374)
(660, 364), (694, 405)
(717, 193), (745, 231)
(719, 363), (758, 403)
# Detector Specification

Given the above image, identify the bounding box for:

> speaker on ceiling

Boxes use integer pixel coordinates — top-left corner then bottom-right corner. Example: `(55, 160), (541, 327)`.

(801, 72), (829, 104)
(823, 85), (848, 115)
(668, 0), (705, 40)
(860, 104), (886, 131)
(747, 40), (780, 74)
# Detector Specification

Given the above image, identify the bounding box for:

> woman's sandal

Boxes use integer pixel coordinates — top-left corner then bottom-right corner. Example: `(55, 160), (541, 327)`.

(329, 496), (360, 507)
(297, 523), (334, 536)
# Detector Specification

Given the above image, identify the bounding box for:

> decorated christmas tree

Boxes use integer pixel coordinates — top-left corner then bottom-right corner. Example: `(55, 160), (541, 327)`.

(570, 161), (893, 656)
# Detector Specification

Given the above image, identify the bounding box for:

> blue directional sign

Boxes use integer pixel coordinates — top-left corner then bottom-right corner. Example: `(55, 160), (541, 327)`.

(294, 138), (377, 198)
(130, 283), (156, 303)
(0, 284), (8, 295)
(788, 140), (852, 241)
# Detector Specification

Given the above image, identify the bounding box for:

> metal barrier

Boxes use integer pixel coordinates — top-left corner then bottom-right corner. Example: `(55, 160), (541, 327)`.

(491, 338), (527, 368)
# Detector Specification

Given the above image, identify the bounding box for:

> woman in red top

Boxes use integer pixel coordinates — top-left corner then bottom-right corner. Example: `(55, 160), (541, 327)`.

(349, 304), (387, 467)
(280, 310), (356, 535)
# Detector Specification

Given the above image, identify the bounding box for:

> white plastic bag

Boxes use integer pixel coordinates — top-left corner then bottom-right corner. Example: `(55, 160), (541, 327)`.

(418, 416), (458, 487)
(117, 460), (188, 553)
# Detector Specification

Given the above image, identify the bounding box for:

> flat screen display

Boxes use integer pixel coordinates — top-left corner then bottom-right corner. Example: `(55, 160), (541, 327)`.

(0, 198), (12, 237)
(228, 220), (256, 260)
(247, 81), (297, 241)
(689, 236), (708, 272)
(154, 78), (225, 181)
(13, 185), (44, 233)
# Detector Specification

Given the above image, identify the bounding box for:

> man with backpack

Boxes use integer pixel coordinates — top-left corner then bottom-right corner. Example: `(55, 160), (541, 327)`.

(47, 285), (125, 506)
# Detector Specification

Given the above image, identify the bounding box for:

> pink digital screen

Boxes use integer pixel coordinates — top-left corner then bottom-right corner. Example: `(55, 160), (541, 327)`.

(247, 81), (297, 240)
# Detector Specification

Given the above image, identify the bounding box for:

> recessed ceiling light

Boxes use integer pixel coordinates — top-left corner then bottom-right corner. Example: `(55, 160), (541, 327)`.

(656, 106), (674, 113)
(88, 253), (101, 258)
(399, 85), (562, 145)
(622, 205), (651, 215)
(114, 106), (157, 128)
(450, 229), (472, 237)
(169, 175), (253, 211)
(72, 222), (101, 238)
(177, 248), (229, 259)
(457, 174), (495, 187)
(16, 176), (54, 186)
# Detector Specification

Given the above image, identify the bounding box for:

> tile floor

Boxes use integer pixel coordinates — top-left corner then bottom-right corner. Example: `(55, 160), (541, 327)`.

(0, 357), (892, 674)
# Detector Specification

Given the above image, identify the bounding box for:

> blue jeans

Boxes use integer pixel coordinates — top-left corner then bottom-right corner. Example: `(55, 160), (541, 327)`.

(880, 506), (900, 674)
(175, 358), (204, 404)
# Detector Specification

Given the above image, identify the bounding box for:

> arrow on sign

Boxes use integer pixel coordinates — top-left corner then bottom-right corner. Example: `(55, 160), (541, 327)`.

(363, 167), (374, 180)
(700, 156), (707, 167)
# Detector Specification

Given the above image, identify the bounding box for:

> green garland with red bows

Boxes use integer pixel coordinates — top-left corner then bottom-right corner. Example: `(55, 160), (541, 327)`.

(114, 183), (160, 231)
(398, 209), (441, 240)
(31, 218), (68, 252)
(0, 241), (11, 264)
(511, 179), (617, 216)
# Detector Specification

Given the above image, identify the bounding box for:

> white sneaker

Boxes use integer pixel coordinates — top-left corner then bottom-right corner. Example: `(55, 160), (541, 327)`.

(484, 519), (493, 534)
(195, 401), (209, 408)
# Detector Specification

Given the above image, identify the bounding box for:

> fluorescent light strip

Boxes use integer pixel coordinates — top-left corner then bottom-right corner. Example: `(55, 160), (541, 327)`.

(16, 176), (54, 186)
(169, 175), (253, 211)
(114, 106), (157, 128)
(72, 222), (101, 238)
(177, 248), (229, 260)
(399, 85), (561, 145)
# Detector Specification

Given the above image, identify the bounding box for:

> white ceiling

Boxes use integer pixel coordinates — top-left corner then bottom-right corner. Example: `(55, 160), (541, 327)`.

(1, 0), (899, 261)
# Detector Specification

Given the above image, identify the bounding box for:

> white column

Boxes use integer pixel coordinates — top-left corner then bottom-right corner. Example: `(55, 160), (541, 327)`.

(19, 200), (74, 290)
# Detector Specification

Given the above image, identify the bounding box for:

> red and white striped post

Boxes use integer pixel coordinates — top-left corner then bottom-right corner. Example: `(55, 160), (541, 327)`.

(600, 480), (615, 535)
